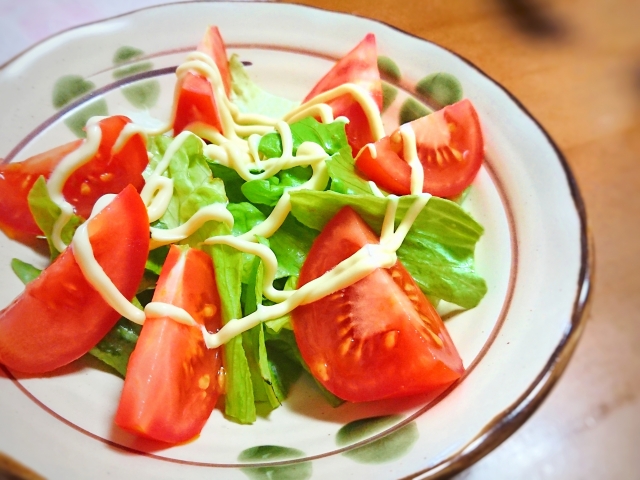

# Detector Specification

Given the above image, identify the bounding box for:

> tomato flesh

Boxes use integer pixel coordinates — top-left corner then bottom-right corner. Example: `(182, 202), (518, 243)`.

(0, 185), (149, 373)
(0, 141), (82, 240)
(303, 33), (382, 154)
(292, 207), (464, 402)
(355, 99), (484, 198)
(63, 115), (148, 219)
(0, 115), (148, 240)
(172, 26), (231, 136)
(198, 26), (231, 97)
(115, 245), (223, 444)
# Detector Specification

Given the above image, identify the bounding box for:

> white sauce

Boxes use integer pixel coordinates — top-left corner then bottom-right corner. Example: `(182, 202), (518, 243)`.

(70, 196), (146, 325)
(47, 117), (106, 252)
(44, 39), (431, 348)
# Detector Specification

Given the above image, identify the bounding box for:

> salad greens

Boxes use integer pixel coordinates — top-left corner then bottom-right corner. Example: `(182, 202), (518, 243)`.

(13, 59), (486, 425)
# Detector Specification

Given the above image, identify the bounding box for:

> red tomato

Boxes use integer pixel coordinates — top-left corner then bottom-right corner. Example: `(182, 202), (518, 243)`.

(173, 26), (231, 136)
(198, 26), (231, 97)
(291, 207), (464, 402)
(115, 245), (223, 444)
(0, 141), (81, 241)
(355, 99), (484, 198)
(0, 115), (148, 241)
(303, 33), (382, 154)
(0, 185), (149, 373)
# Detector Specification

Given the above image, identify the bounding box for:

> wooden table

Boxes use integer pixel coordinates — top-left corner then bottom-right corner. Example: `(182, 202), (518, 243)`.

(1, 0), (638, 478)
(287, 0), (640, 477)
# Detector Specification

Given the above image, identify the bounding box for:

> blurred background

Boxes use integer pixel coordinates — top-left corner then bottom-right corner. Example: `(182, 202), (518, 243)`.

(0, 0), (639, 478)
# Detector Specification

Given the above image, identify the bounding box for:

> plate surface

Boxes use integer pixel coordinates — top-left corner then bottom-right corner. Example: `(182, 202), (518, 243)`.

(0, 2), (589, 479)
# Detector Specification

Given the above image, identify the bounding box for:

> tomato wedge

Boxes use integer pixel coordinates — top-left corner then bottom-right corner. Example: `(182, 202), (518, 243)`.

(0, 185), (149, 373)
(115, 245), (223, 444)
(303, 33), (382, 154)
(0, 115), (148, 241)
(172, 26), (231, 136)
(355, 99), (484, 198)
(292, 207), (464, 402)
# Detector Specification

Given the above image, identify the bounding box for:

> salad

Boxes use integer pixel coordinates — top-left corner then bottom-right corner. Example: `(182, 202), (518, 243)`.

(0, 26), (487, 444)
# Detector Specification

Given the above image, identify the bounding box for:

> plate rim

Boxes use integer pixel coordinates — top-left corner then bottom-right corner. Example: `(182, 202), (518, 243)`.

(0, 1), (592, 478)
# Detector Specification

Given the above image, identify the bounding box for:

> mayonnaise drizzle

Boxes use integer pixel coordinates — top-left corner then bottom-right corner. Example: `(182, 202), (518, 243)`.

(45, 41), (434, 349)
(150, 204), (233, 250)
(71, 195), (146, 325)
(200, 194), (431, 348)
(144, 302), (199, 327)
(398, 125), (425, 195)
(47, 117), (106, 252)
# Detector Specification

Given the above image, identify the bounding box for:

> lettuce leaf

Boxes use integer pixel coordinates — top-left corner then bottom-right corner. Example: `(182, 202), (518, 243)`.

(289, 191), (487, 309)
(148, 135), (227, 235)
(89, 316), (142, 377)
(209, 162), (247, 204)
(211, 225), (256, 424)
(326, 146), (375, 196)
(10, 259), (41, 284)
(229, 54), (298, 118)
(269, 214), (315, 279)
(258, 117), (347, 159)
(27, 176), (83, 260)
(241, 166), (312, 207)
(148, 133), (257, 424)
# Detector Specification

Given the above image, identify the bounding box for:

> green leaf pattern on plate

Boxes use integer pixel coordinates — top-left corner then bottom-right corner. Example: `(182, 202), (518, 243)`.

(64, 98), (108, 138)
(238, 445), (312, 480)
(400, 97), (431, 125)
(112, 46), (160, 109)
(52, 75), (95, 109)
(377, 55), (463, 125)
(338, 417), (419, 464)
(52, 45), (162, 135)
(417, 72), (463, 107)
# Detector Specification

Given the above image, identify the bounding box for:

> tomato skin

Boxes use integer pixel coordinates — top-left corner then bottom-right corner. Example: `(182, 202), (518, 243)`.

(292, 207), (463, 402)
(115, 245), (223, 444)
(0, 141), (82, 240)
(0, 185), (149, 373)
(172, 26), (231, 136)
(63, 115), (148, 219)
(303, 33), (382, 154)
(172, 72), (224, 136)
(0, 115), (147, 240)
(355, 99), (484, 198)
(198, 26), (231, 97)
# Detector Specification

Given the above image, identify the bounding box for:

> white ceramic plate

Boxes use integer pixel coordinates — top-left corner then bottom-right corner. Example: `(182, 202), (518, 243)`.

(0, 3), (590, 479)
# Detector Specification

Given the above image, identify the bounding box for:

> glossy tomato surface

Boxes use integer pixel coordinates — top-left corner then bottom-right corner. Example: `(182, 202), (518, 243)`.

(0, 140), (82, 240)
(0, 115), (147, 240)
(115, 245), (223, 444)
(172, 26), (231, 136)
(63, 115), (148, 219)
(292, 207), (464, 402)
(355, 99), (484, 198)
(0, 185), (149, 373)
(303, 33), (382, 154)
(198, 26), (231, 97)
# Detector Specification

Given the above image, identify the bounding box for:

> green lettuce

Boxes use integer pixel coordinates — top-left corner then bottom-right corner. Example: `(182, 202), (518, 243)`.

(211, 226), (256, 424)
(27, 176), (83, 260)
(258, 117), (347, 159)
(326, 146), (375, 196)
(241, 166), (312, 207)
(147, 134), (227, 237)
(288, 191), (487, 309)
(89, 316), (142, 377)
(229, 54), (298, 118)
(149, 133), (258, 424)
(241, 254), (300, 413)
(10, 259), (41, 284)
